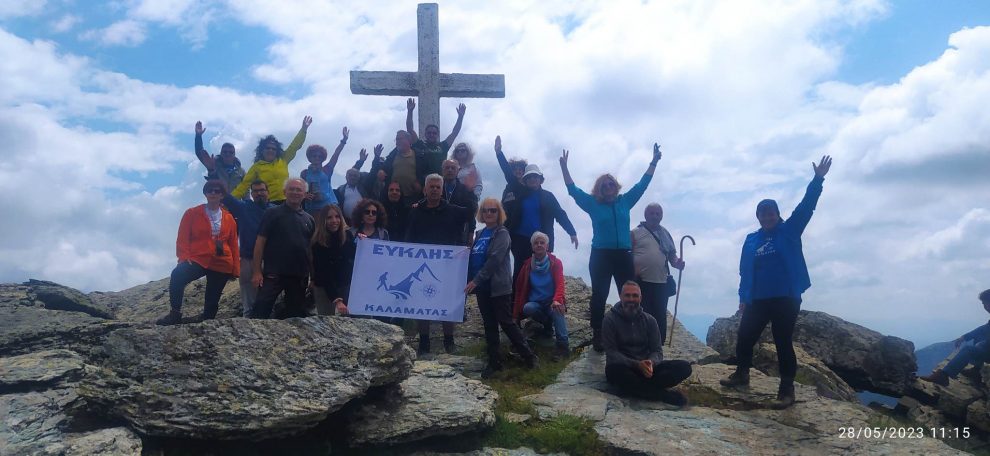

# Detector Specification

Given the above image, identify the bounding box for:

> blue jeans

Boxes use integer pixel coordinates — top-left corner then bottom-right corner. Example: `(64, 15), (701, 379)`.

(169, 260), (228, 319)
(944, 341), (990, 377)
(522, 300), (569, 345)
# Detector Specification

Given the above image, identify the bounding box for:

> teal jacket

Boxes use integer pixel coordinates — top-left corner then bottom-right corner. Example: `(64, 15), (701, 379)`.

(567, 173), (652, 249)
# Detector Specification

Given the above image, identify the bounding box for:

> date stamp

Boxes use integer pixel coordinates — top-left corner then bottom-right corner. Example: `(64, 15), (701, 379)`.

(837, 427), (971, 440)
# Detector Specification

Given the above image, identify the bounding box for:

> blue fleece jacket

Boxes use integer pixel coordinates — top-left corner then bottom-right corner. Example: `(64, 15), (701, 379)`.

(222, 194), (274, 259)
(738, 175), (824, 305)
(567, 173), (652, 249)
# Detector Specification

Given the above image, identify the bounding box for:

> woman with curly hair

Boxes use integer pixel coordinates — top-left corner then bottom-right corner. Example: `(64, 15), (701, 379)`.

(310, 204), (354, 316)
(560, 143), (662, 352)
(231, 116), (313, 203)
(348, 198), (390, 240)
(451, 142), (482, 197)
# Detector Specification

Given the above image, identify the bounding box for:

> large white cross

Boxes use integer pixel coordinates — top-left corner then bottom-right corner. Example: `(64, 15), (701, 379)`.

(350, 3), (505, 136)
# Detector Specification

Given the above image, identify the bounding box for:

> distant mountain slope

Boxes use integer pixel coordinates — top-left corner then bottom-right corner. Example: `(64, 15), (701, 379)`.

(915, 341), (955, 375)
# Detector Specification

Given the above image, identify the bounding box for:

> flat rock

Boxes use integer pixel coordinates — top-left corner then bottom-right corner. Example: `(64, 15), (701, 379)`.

(681, 363), (820, 409)
(0, 305), (132, 359)
(708, 309), (916, 396)
(752, 342), (858, 402)
(432, 353), (486, 380)
(79, 316), (414, 440)
(967, 399), (990, 433)
(347, 361), (497, 446)
(411, 448), (565, 456)
(935, 375), (985, 419)
(0, 349), (86, 390)
(0, 388), (129, 455)
(0, 280), (113, 319)
(89, 276), (243, 323)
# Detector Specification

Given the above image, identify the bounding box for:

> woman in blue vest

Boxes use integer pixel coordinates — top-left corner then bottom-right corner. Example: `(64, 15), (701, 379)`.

(720, 156), (832, 409)
(560, 143), (662, 352)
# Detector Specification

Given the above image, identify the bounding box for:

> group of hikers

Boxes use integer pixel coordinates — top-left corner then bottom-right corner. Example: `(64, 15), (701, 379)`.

(161, 98), (851, 408)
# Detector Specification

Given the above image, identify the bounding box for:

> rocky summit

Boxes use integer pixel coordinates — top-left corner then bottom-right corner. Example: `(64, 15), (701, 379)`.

(0, 276), (979, 454)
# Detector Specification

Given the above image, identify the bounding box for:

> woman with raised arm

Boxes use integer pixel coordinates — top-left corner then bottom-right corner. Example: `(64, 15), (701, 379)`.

(560, 144), (661, 352)
(231, 116), (313, 204)
(719, 156), (833, 410)
(194, 121), (245, 193)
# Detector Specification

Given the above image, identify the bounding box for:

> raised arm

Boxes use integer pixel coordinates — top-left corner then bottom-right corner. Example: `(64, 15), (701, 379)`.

(283, 115), (312, 163)
(444, 103), (466, 145)
(194, 121), (215, 171)
(231, 163), (259, 199)
(786, 155), (831, 236)
(352, 147), (368, 171)
(623, 143), (662, 207)
(494, 135), (514, 184)
(324, 126), (348, 175)
(406, 98), (419, 142)
(559, 149), (575, 186)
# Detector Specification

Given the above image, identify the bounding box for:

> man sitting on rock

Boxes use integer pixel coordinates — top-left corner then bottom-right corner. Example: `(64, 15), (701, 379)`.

(602, 281), (692, 406)
(922, 289), (990, 386)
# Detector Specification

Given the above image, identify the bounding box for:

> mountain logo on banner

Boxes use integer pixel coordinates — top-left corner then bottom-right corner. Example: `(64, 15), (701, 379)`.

(376, 263), (441, 300)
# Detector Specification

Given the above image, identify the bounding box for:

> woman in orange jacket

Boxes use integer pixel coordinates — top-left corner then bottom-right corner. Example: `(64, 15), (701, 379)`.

(157, 180), (240, 325)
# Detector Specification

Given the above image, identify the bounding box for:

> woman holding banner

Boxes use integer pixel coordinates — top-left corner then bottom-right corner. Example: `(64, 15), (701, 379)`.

(465, 198), (538, 378)
(310, 204), (354, 316)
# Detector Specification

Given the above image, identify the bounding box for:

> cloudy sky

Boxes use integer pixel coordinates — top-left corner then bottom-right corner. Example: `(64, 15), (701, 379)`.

(1, 0), (988, 348)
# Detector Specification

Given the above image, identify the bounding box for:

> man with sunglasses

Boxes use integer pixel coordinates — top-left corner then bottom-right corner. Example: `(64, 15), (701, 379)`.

(157, 180), (240, 325)
(194, 121), (245, 195)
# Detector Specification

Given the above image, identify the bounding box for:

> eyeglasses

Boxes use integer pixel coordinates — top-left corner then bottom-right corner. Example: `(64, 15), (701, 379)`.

(482, 208), (499, 214)
(205, 188), (224, 195)
(220, 150), (235, 155)
(364, 210), (378, 215)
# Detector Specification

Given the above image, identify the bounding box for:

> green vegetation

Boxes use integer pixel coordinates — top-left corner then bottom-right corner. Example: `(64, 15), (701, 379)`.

(460, 342), (607, 455)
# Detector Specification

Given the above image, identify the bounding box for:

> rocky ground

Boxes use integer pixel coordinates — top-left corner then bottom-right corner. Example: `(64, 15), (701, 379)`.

(0, 276), (982, 455)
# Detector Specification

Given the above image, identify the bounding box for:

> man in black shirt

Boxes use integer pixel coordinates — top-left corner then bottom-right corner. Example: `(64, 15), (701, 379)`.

(251, 178), (315, 319)
(406, 174), (472, 354)
(441, 159), (478, 245)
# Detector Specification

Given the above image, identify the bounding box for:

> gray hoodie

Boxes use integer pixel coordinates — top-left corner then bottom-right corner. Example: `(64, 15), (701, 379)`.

(470, 225), (512, 297)
(602, 302), (664, 368)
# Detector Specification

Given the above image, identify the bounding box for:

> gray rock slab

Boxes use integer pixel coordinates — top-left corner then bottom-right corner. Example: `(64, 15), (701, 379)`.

(90, 276), (242, 323)
(708, 309), (916, 396)
(79, 316), (414, 440)
(62, 427), (143, 456)
(347, 361), (497, 446)
(0, 349), (86, 390)
(0, 305), (132, 359)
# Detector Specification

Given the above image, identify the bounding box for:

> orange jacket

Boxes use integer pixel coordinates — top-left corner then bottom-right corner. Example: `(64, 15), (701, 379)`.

(176, 204), (240, 276)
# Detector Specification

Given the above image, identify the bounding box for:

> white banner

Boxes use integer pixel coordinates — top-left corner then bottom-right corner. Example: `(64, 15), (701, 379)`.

(348, 239), (470, 322)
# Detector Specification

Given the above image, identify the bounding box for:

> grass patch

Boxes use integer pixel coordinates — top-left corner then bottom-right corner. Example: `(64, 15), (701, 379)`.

(465, 343), (606, 455)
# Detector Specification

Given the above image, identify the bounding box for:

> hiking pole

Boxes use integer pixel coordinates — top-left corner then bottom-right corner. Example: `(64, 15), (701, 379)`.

(668, 235), (696, 347)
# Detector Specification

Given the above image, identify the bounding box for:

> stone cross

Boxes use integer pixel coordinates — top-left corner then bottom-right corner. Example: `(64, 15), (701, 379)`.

(350, 3), (505, 136)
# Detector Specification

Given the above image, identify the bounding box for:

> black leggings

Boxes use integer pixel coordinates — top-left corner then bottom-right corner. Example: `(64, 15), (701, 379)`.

(589, 248), (635, 333)
(510, 233), (533, 286)
(638, 280), (671, 344)
(735, 297), (801, 379)
(477, 293), (532, 362)
(605, 360), (692, 398)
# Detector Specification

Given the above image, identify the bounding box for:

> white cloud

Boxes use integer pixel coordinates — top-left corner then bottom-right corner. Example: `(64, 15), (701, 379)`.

(51, 14), (81, 33)
(80, 19), (147, 47)
(1, 1), (989, 348)
(0, 0), (46, 19)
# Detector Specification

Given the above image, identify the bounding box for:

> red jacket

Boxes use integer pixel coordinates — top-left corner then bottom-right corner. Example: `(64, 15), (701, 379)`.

(513, 253), (566, 319)
(176, 204), (240, 276)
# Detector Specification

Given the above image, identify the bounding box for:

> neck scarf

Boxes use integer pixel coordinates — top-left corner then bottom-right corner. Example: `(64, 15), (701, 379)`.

(532, 254), (550, 273)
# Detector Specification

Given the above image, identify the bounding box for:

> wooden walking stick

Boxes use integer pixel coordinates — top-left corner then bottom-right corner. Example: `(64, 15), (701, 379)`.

(667, 235), (696, 347)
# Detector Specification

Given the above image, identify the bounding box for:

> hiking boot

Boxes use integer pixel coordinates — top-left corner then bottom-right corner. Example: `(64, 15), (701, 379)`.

(443, 335), (456, 354)
(771, 379), (795, 409)
(156, 310), (182, 326)
(921, 369), (950, 387)
(481, 360), (503, 379)
(540, 323), (554, 337)
(552, 344), (571, 362)
(525, 354), (540, 369)
(417, 335), (430, 357)
(657, 389), (688, 407)
(719, 369), (750, 387)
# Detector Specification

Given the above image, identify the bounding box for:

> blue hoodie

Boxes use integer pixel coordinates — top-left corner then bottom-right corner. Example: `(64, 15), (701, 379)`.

(567, 173), (652, 249)
(738, 175), (824, 305)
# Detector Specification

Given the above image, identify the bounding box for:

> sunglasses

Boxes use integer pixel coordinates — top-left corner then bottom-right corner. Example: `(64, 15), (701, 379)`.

(220, 150), (235, 155)
(364, 209), (378, 215)
(482, 208), (499, 214)
(205, 188), (224, 195)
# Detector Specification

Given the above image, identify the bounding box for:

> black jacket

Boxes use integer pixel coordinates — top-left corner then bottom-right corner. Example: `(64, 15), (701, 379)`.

(496, 150), (577, 251)
(405, 200), (471, 246)
(311, 230), (356, 301)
